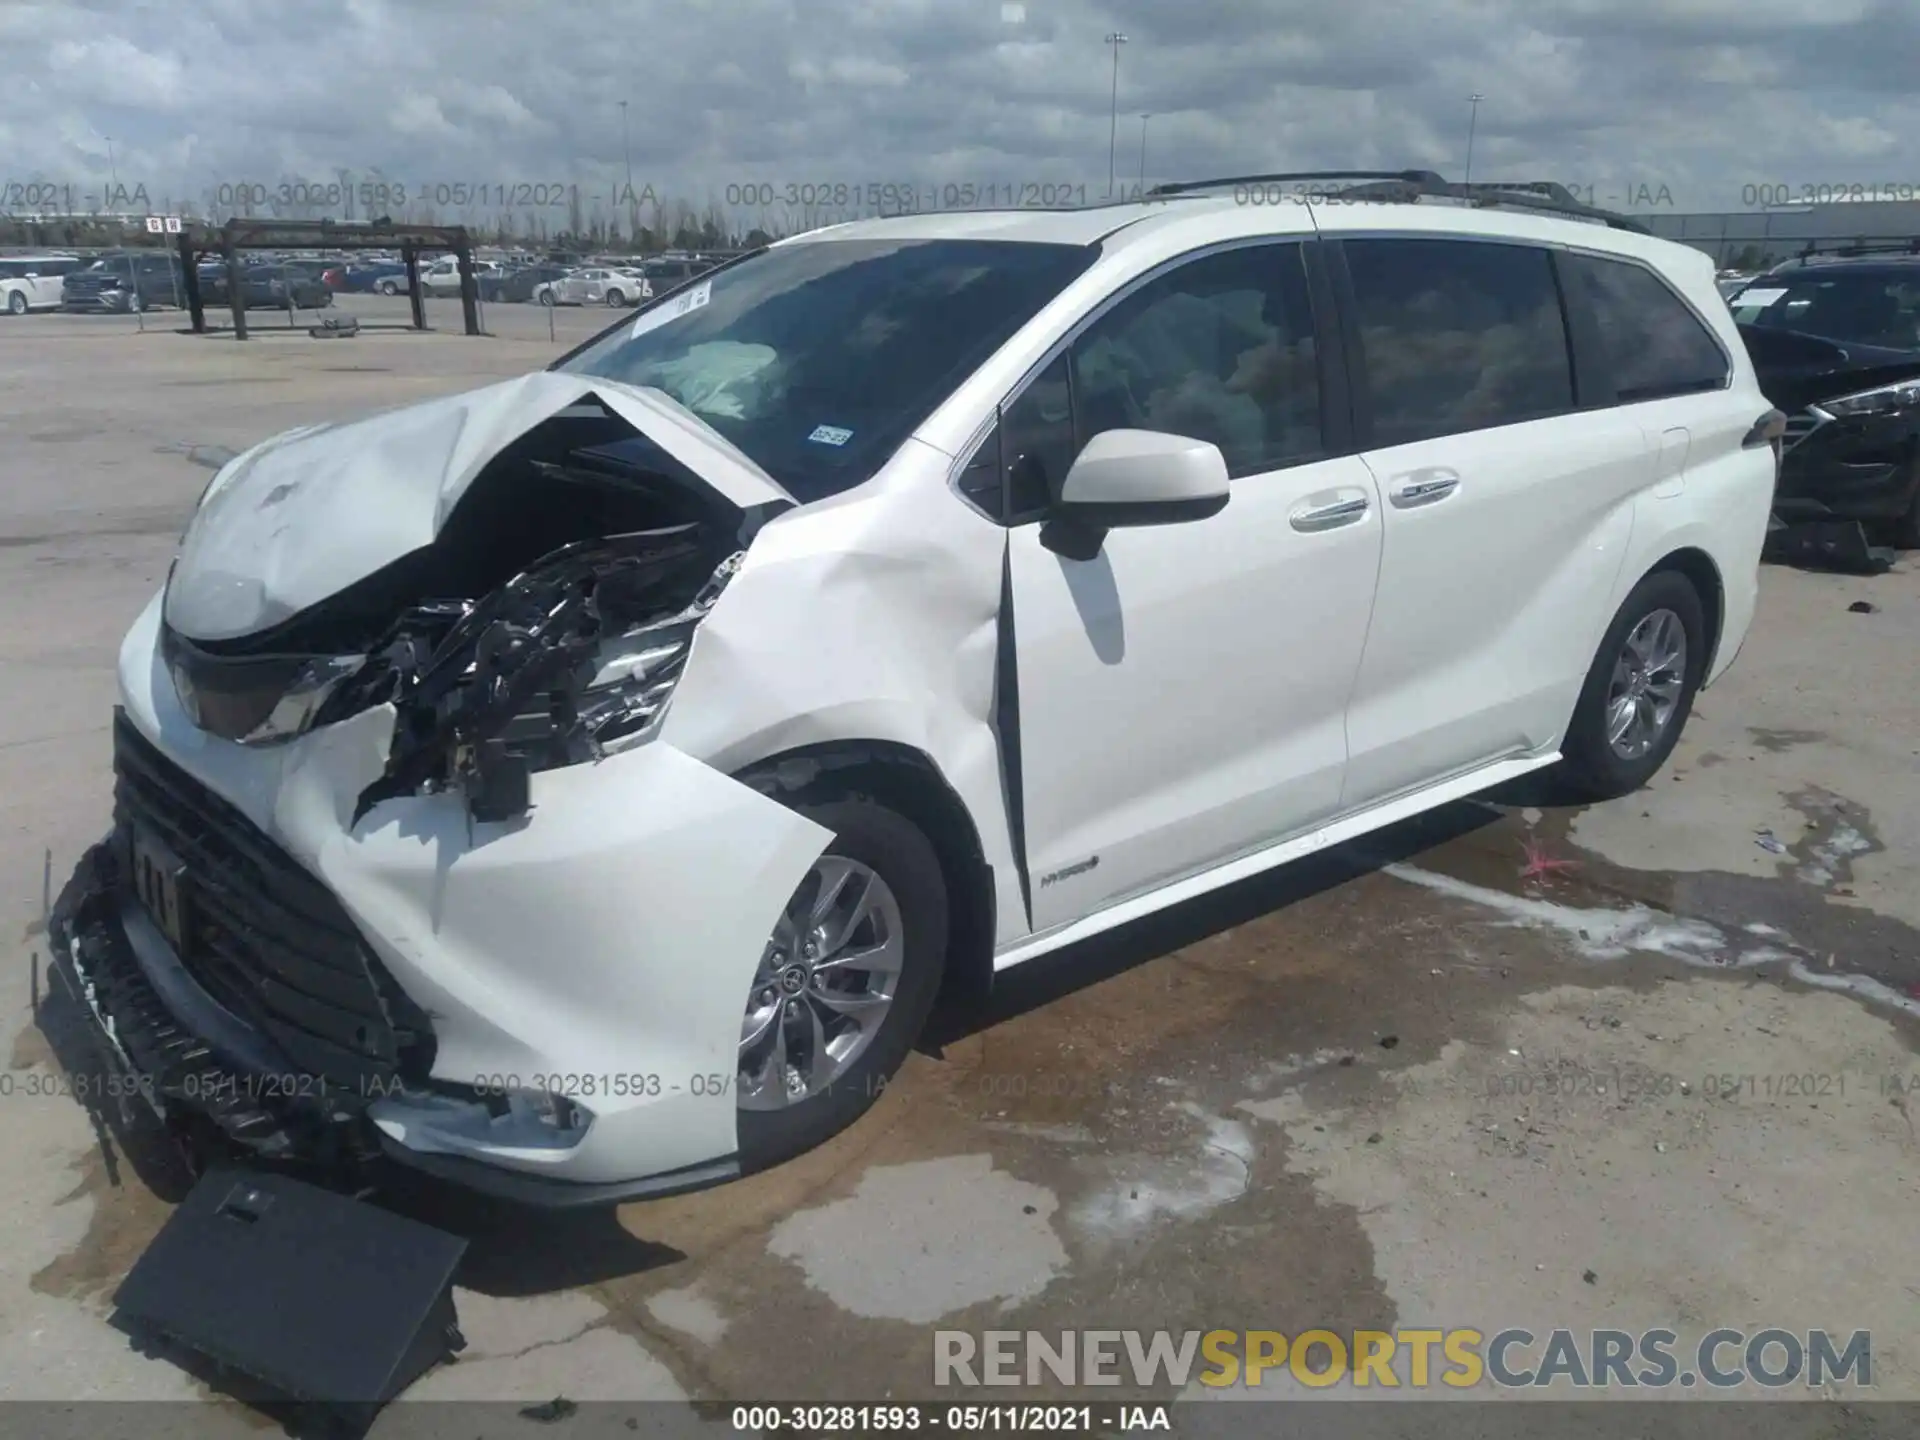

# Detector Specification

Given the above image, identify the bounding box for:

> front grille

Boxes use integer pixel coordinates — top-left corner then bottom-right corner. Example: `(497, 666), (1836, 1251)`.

(1781, 407), (1829, 452)
(111, 709), (433, 1091)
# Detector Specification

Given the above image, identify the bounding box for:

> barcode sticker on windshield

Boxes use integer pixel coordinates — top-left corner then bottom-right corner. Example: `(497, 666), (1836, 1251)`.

(808, 425), (854, 446)
(630, 280), (711, 339)
(1733, 287), (1787, 307)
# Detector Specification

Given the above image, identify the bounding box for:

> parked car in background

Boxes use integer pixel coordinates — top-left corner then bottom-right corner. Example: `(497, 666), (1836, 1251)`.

(637, 257), (710, 291)
(1729, 257), (1920, 548)
(539, 266), (645, 307)
(421, 257), (504, 297)
(61, 251), (184, 312)
(613, 267), (657, 302)
(49, 181), (1776, 1204)
(482, 263), (573, 303)
(251, 264), (335, 310)
(332, 261), (413, 295)
(0, 253), (85, 314)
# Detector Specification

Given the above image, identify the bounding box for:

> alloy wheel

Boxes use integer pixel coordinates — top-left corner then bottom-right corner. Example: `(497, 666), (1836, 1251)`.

(737, 856), (905, 1110)
(1605, 608), (1687, 760)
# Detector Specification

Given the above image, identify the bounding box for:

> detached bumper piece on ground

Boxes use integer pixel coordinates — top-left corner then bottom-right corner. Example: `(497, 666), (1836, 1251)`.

(1762, 515), (1898, 574)
(112, 1167), (466, 1434)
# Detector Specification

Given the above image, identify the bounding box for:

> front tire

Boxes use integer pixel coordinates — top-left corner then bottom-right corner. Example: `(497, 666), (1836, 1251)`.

(735, 796), (948, 1172)
(605, 288), (626, 307)
(539, 289), (556, 307)
(378, 280), (399, 296)
(1554, 569), (1706, 801)
(6, 290), (26, 316)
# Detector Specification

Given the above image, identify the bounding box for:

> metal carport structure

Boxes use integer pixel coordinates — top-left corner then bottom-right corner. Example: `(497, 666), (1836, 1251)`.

(173, 217), (483, 338)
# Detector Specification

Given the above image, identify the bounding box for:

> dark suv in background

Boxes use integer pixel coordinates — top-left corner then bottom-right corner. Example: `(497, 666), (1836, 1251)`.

(60, 251), (185, 313)
(1729, 252), (1920, 551)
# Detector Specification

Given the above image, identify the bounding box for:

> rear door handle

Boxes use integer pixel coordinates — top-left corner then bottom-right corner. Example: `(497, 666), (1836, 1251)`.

(1387, 468), (1460, 507)
(1289, 494), (1371, 533)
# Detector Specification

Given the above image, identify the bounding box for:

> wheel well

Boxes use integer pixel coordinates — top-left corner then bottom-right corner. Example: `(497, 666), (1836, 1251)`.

(732, 742), (997, 1007)
(1647, 547), (1724, 675)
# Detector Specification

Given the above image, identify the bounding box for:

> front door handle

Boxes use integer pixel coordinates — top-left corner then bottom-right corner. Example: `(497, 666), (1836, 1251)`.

(1290, 495), (1371, 532)
(1387, 467), (1461, 508)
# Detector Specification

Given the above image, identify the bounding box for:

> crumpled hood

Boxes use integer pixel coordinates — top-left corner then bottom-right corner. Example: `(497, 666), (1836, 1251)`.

(165, 370), (793, 643)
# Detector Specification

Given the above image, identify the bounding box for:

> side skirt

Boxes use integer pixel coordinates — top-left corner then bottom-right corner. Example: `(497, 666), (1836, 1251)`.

(990, 750), (1560, 972)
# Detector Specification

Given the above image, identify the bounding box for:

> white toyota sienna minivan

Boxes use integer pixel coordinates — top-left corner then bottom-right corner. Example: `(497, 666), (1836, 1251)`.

(51, 175), (1780, 1205)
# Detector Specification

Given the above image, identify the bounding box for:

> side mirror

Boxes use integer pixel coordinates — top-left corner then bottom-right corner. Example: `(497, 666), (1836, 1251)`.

(1040, 428), (1231, 561)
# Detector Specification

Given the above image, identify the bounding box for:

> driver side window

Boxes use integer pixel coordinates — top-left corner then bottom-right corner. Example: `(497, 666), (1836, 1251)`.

(958, 242), (1323, 523)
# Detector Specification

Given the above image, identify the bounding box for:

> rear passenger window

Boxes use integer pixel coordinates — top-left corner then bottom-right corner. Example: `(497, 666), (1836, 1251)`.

(1345, 238), (1574, 447)
(1561, 253), (1731, 402)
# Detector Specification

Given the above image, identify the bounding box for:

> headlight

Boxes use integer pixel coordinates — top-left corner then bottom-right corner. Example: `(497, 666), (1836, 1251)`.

(164, 628), (366, 744)
(493, 611), (701, 767)
(357, 543), (745, 824)
(1821, 376), (1920, 417)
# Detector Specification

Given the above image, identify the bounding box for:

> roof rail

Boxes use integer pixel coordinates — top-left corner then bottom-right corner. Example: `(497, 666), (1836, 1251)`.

(1785, 237), (1920, 261)
(1147, 170), (1447, 198)
(1335, 176), (1651, 234)
(1147, 169), (1650, 235)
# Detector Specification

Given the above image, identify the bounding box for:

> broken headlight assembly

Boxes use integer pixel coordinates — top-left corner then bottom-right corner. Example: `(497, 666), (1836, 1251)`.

(164, 635), (367, 745)
(1820, 376), (1920, 418)
(346, 528), (744, 823)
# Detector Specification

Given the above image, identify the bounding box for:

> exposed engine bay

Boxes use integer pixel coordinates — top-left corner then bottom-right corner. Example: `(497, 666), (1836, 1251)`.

(160, 401), (786, 823)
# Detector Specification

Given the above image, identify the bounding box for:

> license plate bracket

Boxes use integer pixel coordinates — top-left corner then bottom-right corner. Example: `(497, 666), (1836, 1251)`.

(129, 825), (190, 954)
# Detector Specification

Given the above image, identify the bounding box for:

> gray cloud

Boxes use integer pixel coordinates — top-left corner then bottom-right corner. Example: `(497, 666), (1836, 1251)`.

(4, 0), (1918, 228)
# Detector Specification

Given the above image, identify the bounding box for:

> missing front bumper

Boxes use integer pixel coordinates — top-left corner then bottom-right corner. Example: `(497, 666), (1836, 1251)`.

(47, 840), (376, 1166)
(47, 841), (749, 1208)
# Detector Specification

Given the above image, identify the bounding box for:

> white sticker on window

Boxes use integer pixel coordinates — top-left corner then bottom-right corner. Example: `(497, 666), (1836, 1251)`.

(1733, 287), (1787, 307)
(630, 279), (711, 339)
(808, 424), (854, 446)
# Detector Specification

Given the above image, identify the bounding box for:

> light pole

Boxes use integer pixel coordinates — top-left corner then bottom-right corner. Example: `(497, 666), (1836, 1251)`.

(104, 134), (118, 190)
(1463, 92), (1484, 184)
(1137, 113), (1151, 195)
(1105, 32), (1128, 198)
(618, 100), (633, 195)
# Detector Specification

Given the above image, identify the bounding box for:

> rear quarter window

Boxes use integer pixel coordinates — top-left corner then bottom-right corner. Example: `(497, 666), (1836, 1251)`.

(1561, 253), (1730, 403)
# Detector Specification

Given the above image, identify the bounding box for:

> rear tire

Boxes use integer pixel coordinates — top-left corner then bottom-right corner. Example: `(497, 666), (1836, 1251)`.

(379, 280), (399, 296)
(539, 290), (556, 307)
(6, 290), (26, 316)
(735, 796), (948, 1173)
(606, 288), (626, 307)
(1553, 569), (1706, 802)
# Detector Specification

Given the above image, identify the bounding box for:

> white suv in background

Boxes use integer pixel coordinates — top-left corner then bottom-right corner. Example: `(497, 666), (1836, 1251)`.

(419, 256), (504, 297)
(0, 253), (83, 314)
(52, 174), (1778, 1206)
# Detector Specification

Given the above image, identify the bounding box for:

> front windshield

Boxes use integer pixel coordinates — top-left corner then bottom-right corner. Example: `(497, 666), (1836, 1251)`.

(557, 237), (1098, 502)
(1731, 271), (1920, 350)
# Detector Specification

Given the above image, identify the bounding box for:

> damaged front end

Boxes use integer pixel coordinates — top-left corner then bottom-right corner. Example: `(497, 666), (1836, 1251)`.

(162, 399), (786, 826)
(49, 378), (818, 1199)
(331, 528), (744, 826)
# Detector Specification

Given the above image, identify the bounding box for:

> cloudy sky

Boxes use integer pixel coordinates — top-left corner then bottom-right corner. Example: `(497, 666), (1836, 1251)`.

(5, 0), (1918, 228)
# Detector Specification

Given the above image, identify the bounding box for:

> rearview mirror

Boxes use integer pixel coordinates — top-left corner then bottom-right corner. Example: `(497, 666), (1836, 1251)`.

(1040, 429), (1230, 561)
